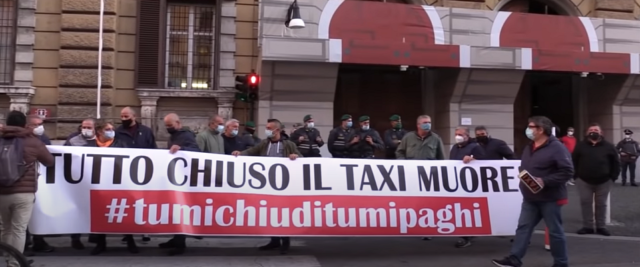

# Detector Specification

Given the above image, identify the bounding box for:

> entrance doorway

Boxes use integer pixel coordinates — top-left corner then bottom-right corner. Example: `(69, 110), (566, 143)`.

(514, 71), (576, 156)
(333, 64), (423, 158)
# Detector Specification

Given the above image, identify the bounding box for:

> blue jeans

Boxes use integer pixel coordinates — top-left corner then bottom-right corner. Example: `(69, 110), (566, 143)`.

(510, 201), (568, 267)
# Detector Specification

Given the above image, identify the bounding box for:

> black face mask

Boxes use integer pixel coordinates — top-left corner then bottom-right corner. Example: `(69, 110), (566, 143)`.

(245, 128), (255, 135)
(121, 119), (133, 128)
(476, 136), (489, 143)
(167, 127), (178, 134)
(588, 132), (600, 141)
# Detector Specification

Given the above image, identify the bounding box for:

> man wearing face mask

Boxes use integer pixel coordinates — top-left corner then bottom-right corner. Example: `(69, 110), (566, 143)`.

(221, 119), (254, 155)
(115, 107), (157, 149)
(383, 115), (406, 159)
(243, 121), (261, 144)
(26, 115), (51, 146)
(347, 116), (384, 158)
(474, 126), (514, 160)
(328, 114), (354, 158)
(616, 129), (639, 186)
(492, 116), (573, 267)
(64, 118), (97, 250)
(572, 123), (619, 236)
(158, 113), (200, 256)
(449, 126), (484, 248)
(232, 119), (301, 254)
(290, 115), (324, 157)
(196, 115), (225, 154)
(396, 115), (444, 160)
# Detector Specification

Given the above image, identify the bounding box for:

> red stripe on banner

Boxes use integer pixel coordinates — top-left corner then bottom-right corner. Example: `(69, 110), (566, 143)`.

(90, 190), (492, 236)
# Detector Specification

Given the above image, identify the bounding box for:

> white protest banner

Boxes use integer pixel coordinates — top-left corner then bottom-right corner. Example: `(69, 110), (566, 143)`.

(30, 146), (524, 237)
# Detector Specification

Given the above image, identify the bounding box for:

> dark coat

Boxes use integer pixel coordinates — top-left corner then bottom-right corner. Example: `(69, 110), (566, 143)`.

(168, 129), (200, 152)
(520, 136), (574, 202)
(115, 122), (157, 149)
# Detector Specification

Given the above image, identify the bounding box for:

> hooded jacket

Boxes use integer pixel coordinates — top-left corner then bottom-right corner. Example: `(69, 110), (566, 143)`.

(0, 126), (55, 194)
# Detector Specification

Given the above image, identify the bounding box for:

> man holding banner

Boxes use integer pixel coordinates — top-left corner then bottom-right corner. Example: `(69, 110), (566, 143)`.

(158, 113), (201, 256)
(232, 118), (302, 254)
(492, 116), (573, 267)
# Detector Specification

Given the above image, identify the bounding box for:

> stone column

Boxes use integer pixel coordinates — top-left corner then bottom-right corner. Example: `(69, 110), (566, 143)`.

(139, 96), (159, 130)
(216, 95), (235, 120)
(7, 93), (34, 113)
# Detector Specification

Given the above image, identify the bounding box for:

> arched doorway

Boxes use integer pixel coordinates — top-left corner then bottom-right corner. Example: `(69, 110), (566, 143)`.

(499, 0), (583, 156)
(332, 0), (426, 159)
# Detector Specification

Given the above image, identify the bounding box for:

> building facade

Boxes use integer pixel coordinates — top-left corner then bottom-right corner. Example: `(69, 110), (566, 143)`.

(2, 0), (640, 151)
(257, 0), (640, 157)
(0, 0), (259, 144)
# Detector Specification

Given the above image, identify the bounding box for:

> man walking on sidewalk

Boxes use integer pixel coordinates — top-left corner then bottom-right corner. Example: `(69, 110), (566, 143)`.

(492, 116), (573, 267)
(573, 123), (620, 236)
(616, 129), (639, 186)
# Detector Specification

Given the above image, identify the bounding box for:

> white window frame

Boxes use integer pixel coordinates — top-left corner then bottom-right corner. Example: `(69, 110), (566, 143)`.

(165, 5), (215, 90)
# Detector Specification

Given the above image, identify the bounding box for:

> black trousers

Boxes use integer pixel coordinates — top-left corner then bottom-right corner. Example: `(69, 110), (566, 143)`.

(621, 161), (637, 182)
(171, 235), (187, 247)
(90, 234), (134, 245)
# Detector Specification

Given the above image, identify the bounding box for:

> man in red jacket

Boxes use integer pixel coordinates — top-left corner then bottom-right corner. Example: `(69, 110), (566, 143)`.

(560, 127), (577, 185)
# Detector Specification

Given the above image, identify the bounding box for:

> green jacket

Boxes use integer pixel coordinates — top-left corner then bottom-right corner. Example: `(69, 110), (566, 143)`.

(196, 130), (224, 154)
(395, 131), (445, 160)
(241, 139), (302, 157)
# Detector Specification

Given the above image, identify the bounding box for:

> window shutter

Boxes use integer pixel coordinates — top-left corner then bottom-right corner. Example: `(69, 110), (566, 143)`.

(136, 0), (162, 88)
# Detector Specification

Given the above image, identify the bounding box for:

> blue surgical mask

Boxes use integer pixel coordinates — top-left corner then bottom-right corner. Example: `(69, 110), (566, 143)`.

(231, 129), (238, 136)
(421, 123), (431, 131)
(346, 121), (353, 128)
(216, 125), (224, 133)
(104, 130), (115, 139)
(265, 129), (274, 138)
(525, 128), (534, 140)
(362, 125), (370, 131)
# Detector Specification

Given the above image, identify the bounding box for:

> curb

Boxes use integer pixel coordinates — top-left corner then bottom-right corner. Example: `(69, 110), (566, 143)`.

(533, 230), (640, 242)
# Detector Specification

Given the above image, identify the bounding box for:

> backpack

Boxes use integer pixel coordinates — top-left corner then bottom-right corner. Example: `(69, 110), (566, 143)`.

(0, 137), (28, 186)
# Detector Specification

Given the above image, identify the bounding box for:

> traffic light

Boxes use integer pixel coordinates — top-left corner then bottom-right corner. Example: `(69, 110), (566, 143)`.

(247, 72), (259, 101)
(234, 72), (260, 102)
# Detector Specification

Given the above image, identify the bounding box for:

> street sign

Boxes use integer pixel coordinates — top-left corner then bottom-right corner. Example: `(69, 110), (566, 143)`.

(30, 108), (49, 119)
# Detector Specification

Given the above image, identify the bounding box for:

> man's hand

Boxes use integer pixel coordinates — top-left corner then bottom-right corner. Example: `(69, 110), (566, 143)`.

(351, 136), (360, 144)
(462, 155), (474, 164)
(289, 154), (298, 160)
(169, 145), (180, 154)
(535, 177), (545, 187)
(316, 136), (322, 142)
(232, 151), (241, 157)
(299, 136), (305, 142)
(366, 136), (373, 144)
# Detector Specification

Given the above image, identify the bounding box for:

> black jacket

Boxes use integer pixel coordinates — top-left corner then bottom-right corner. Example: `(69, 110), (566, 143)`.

(476, 137), (515, 159)
(221, 134), (254, 155)
(168, 129), (200, 152)
(290, 127), (324, 157)
(115, 122), (157, 149)
(573, 138), (620, 185)
(616, 138), (640, 162)
(449, 141), (484, 160)
(520, 136), (574, 202)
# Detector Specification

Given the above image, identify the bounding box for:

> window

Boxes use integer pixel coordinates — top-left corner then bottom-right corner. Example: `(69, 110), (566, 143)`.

(165, 4), (215, 90)
(0, 0), (15, 85)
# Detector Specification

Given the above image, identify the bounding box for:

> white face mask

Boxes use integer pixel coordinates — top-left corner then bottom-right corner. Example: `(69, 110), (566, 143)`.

(81, 129), (94, 138)
(567, 131), (573, 136)
(455, 135), (465, 144)
(216, 125), (224, 133)
(625, 135), (631, 139)
(33, 125), (44, 136)
(307, 122), (314, 128)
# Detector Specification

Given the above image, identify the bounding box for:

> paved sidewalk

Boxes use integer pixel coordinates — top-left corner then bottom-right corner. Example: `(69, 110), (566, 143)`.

(28, 234), (640, 267)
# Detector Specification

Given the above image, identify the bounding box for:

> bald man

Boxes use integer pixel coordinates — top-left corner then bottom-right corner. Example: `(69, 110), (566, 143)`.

(158, 113), (199, 256)
(115, 107), (157, 149)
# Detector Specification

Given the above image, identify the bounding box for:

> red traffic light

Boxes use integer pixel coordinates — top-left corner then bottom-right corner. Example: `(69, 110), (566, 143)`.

(248, 74), (259, 85)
